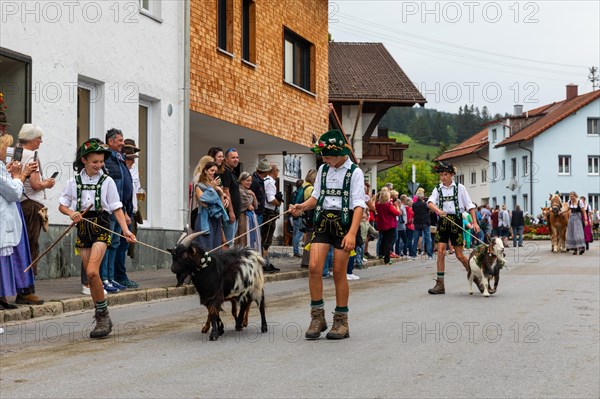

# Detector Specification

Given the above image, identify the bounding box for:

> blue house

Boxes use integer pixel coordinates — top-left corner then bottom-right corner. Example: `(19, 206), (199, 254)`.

(489, 85), (600, 215)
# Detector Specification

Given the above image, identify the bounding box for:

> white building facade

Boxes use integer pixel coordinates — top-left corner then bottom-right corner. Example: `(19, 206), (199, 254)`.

(1, 1), (186, 277)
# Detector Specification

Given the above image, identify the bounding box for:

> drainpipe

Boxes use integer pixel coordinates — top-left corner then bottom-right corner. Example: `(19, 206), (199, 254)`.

(518, 142), (534, 215)
(183, 0), (191, 229)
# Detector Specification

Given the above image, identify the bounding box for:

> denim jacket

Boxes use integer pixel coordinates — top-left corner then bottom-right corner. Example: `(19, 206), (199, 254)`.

(197, 185), (229, 232)
(0, 162), (24, 250)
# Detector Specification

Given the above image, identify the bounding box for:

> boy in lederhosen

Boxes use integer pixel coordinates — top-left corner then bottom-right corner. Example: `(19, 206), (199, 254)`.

(427, 161), (484, 294)
(290, 130), (365, 340)
(59, 140), (136, 338)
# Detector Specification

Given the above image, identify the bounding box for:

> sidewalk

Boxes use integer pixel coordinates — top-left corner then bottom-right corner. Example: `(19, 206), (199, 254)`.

(0, 243), (384, 323)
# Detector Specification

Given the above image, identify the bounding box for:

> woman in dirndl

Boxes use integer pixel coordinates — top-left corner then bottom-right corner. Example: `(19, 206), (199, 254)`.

(566, 191), (588, 255)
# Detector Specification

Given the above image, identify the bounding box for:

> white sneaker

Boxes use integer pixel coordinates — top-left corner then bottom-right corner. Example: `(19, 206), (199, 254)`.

(347, 273), (360, 280)
(81, 285), (108, 296)
(0, 327), (4, 335)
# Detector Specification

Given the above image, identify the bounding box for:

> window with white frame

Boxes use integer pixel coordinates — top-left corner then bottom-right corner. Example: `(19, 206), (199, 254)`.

(588, 118), (599, 135)
(502, 195), (506, 206)
(492, 128), (497, 143)
(511, 157), (517, 178)
(512, 195), (517, 210)
(481, 168), (487, 183)
(560, 193), (569, 203)
(284, 28), (313, 92)
(501, 160), (506, 180)
(140, 0), (161, 19)
(470, 171), (476, 185)
(491, 162), (497, 181)
(77, 79), (102, 147)
(589, 194), (599, 212)
(588, 156), (599, 175)
(492, 197), (497, 207)
(522, 155), (528, 176)
(457, 174), (464, 185)
(523, 194), (528, 213)
(0, 49), (31, 136)
(558, 155), (571, 175)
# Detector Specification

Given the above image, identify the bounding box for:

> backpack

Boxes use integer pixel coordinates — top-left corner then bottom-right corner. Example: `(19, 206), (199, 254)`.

(291, 186), (305, 205)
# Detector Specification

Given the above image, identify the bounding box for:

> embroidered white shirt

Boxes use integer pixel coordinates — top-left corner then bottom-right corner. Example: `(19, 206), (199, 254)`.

(59, 170), (122, 213)
(311, 157), (366, 211)
(427, 181), (475, 215)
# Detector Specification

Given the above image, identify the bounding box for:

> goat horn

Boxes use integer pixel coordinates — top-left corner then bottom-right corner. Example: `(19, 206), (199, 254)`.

(178, 231), (209, 248)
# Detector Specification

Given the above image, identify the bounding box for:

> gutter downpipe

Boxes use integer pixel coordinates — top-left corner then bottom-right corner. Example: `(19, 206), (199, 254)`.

(183, 0), (191, 230)
(518, 141), (534, 215)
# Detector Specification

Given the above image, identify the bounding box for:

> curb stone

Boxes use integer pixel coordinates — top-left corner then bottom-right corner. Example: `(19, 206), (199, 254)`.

(0, 259), (386, 324)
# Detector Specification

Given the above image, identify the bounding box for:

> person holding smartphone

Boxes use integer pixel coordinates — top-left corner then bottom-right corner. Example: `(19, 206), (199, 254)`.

(16, 124), (55, 305)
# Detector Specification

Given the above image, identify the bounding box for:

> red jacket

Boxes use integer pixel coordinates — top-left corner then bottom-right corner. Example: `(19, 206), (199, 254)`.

(405, 207), (415, 230)
(376, 201), (400, 231)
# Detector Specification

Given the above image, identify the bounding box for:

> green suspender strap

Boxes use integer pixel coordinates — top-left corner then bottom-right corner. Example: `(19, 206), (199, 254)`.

(314, 163), (357, 226)
(437, 183), (460, 215)
(75, 174), (108, 212)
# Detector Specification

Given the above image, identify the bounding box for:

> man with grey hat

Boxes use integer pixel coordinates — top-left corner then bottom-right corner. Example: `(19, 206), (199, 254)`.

(251, 158), (271, 225)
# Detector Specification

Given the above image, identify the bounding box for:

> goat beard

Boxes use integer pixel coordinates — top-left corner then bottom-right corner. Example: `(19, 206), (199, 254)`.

(175, 272), (193, 287)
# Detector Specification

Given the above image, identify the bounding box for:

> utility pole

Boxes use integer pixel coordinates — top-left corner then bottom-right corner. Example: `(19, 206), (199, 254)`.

(589, 67), (599, 91)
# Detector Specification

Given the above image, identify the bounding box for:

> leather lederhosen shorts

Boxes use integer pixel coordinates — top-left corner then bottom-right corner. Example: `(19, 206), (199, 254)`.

(434, 214), (464, 247)
(75, 211), (112, 248)
(311, 210), (362, 250)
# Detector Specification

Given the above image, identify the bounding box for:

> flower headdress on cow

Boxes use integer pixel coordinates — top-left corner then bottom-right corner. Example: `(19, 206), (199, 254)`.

(433, 161), (456, 174)
(311, 130), (352, 157)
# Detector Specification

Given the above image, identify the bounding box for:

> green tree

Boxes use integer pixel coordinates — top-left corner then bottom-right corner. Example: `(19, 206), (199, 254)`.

(378, 160), (440, 196)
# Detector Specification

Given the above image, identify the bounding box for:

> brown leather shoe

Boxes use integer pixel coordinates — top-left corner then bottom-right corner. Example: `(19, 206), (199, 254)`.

(428, 278), (445, 294)
(90, 309), (113, 339)
(305, 308), (327, 339)
(15, 293), (45, 305)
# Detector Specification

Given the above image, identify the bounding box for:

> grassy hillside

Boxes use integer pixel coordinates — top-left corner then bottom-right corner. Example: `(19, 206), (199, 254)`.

(388, 131), (442, 163)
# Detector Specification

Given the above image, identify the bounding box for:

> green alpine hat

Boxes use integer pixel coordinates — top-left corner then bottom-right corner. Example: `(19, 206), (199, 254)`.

(79, 139), (111, 159)
(433, 161), (456, 174)
(311, 130), (352, 156)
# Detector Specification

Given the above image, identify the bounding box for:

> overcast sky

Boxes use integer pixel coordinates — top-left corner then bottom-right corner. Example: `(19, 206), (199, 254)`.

(328, 0), (600, 115)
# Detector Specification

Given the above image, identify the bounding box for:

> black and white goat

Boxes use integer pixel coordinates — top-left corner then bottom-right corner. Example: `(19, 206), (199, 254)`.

(467, 236), (506, 297)
(170, 232), (268, 341)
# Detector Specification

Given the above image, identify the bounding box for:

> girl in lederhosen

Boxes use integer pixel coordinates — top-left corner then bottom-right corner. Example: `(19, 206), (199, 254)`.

(59, 140), (135, 339)
(290, 130), (366, 340)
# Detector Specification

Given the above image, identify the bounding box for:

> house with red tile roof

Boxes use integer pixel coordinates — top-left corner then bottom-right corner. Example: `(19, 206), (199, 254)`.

(489, 85), (600, 214)
(435, 128), (490, 207)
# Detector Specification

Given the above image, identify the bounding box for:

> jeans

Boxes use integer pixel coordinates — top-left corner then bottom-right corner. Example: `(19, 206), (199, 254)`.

(100, 215), (120, 282)
(412, 226), (433, 257)
(323, 246), (334, 276)
(395, 228), (408, 256)
(347, 255), (355, 275)
(223, 219), (239, 246)
(355, 243), (364, 268)
(406, 229), (414, 257)
(513, 225), (524, 246)
(114, 223), (131, 282)
(292, 217), (303, 255)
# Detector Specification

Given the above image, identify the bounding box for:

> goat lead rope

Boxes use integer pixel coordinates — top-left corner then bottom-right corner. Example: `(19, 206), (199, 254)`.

(441, 214), (488, 247)
(207, 208), (293, 255)
(23, 205), (94, 273)
(80, 218), (171, 255)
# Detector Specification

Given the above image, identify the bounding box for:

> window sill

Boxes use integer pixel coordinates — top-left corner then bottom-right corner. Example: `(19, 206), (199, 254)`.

(283, 80), (316, 97)
(217, 48), (235, 59)
(140, 9), (163, 23)
(241, 59), (257, 69)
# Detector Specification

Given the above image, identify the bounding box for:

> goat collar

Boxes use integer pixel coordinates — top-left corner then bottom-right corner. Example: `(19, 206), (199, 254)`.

(199, 254), (213, 269)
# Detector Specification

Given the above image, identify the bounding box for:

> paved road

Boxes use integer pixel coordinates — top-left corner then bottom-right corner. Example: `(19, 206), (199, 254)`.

(1, 243), (598, 398)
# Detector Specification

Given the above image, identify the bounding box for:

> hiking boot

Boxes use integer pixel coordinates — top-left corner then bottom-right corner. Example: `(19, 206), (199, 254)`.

(305, 308), (327, 339)
(428, 278), (445, 294)
(90, 309), (113, 339)
(15, 293), (45, 305)
(326, 312), (350, 340)
(472, 276), (485, 293)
